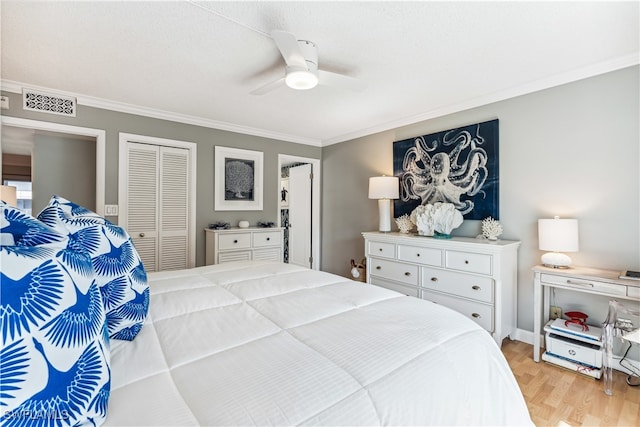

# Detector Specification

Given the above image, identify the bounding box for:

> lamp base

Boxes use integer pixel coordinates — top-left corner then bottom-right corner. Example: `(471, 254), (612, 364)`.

(378, 199), (391, 232)
(541, 252), (572, 269)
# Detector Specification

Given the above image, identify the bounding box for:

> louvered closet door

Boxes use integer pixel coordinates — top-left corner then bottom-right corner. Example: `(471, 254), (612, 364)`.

(126, 143), (159, 272)
(158, 146), (189, 271)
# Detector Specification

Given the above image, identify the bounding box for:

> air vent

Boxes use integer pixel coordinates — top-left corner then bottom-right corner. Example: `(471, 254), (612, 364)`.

(23, 89), (76, 117)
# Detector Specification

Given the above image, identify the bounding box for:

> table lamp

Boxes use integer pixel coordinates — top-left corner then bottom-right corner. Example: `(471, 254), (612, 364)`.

(538, 216), (579, 268)
(368, 176), (399, 232)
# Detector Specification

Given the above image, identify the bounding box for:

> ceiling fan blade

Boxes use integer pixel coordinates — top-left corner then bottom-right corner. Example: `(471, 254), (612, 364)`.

(318, 70), (366, 92)
(271, 30), (307, 69)
(250, 77), (285, 96)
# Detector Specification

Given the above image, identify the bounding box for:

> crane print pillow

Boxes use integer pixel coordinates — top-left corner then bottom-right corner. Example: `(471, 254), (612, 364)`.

(38, 196), (149, 341)
(0, 201), (110, 426)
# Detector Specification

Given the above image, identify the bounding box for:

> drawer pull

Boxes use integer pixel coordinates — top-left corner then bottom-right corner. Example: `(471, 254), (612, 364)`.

(233, 239), (238, 243)
(139, 233), (145, 237)
(379, 248), (383, 252)
(472, 313), (481, 319)
(404, 272), (411, 276)
(376, 266), (382, 270)
(465, 260), (469, 264)
(430, 277), (438, 282)
(568, 349), (577, 356)
(416, 253), (421, 257)
(266, 237), (271, 241)
(566, 280), (594, 288)
(472, 285), (481, 291)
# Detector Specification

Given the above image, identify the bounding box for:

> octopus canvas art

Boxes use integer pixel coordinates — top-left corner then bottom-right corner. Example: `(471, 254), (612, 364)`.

(393, 119), (499, 220)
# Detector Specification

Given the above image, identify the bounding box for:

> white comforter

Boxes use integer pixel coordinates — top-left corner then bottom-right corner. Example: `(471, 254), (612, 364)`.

(105, 261), (532, 426)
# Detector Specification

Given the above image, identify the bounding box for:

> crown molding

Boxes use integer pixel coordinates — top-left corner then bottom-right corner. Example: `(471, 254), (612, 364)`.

(3, 52), (637, 148)
(0, 80), (323, 147)
(322, 53), (640, 146)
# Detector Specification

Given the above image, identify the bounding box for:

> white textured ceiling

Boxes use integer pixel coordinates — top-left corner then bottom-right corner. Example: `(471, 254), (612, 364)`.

(1, 1), (638, 146)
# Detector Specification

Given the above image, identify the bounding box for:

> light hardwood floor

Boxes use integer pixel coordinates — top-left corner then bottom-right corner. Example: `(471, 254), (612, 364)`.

(502, 340), (640, 427)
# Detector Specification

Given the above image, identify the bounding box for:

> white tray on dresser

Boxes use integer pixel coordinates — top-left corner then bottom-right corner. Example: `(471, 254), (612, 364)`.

(362, 231), (520, 347)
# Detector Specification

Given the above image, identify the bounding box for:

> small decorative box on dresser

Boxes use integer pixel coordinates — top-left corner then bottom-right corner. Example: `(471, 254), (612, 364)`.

(205, 227), (283, 265)
(362, 231), (520, 346)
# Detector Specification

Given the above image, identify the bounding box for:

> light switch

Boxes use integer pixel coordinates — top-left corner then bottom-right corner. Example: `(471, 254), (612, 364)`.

(104, 204), (119, 216)
(0, 96), (9, 110)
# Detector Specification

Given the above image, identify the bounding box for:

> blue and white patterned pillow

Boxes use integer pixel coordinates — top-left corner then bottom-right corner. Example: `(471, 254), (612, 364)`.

(37, 196), (149, 341)
(0, 201), (110, 426)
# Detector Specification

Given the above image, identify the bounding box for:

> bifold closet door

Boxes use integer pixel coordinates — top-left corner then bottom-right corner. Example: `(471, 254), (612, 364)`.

(158, 146), (189, 271)
(125, 142), (189, 272)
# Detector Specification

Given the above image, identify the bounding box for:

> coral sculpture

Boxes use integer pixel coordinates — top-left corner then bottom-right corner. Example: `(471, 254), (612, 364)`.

(411, 204), (435, 236)
(432, 202), (463, 237)
(395, 214), (414, 234)
(481, 216), (503, 241)
(411, 202), (463, 238)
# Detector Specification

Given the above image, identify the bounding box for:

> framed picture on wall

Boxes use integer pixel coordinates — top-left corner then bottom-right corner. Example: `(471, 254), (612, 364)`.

(215, 146), (263, 211)
(393, 119), (499, 220)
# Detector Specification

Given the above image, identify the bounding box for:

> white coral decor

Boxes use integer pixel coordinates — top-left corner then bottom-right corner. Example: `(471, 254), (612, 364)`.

(432, 202), (463, 235)
(481, 216), (503, 241)
(411, 204), (435, 236)
(411, 202), (463, 237)
(395, 214), (414, 233)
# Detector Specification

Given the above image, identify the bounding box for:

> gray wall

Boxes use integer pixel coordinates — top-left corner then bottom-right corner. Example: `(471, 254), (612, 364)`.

(1, 92), (321, 267)
(321, 66), (640, 333)
(2, 65), (637, 334)
(32, 133), (96, 214)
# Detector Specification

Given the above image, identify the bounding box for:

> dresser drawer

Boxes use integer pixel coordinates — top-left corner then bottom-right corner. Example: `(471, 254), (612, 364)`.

(367, 241), (396, 259)
(397, 244), (442, 267)
(421, 268), (493, 303)
(422, 290), (493, 332)
(371, 277), (419, 297)
(253, 231), (282, 247)
(218, 233), (252, 250)
(540, 274), (627, 297)
(218, 250), (252, 263)
(253, 247), (282, 261)
(445, 251), (492, 275)
(369, 258), (419, 286)
(628, 286), (640, 299)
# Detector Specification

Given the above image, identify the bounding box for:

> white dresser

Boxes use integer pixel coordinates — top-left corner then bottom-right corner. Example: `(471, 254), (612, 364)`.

(362, 231), (520, 346)
(205, 227), (283, 265)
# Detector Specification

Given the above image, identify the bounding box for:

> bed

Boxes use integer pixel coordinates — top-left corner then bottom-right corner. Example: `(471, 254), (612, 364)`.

(104, 260), (533, 426)
(1, 197), (531, 426)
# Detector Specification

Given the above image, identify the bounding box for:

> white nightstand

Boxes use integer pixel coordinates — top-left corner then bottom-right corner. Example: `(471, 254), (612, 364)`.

(532, 265), (640, 362)
(205, 227), (283, 265)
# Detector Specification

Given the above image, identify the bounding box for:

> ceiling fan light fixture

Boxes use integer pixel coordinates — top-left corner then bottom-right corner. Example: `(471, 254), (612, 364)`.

(285, 67), (318, 90)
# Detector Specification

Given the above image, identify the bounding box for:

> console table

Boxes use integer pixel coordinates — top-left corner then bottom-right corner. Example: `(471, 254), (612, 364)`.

(532, 265), (640, 362)
(362, 232), (520, 346)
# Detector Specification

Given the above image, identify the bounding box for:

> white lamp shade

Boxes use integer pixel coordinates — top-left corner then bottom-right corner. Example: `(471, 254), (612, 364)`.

(368, 176), (399, 200)
(0, 185), (17, 206)
(538, 218), (579, 252)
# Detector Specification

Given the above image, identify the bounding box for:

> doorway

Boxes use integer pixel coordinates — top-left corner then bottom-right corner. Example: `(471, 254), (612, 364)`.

(278, 154), (321, 270)
(0, 116), (105, 215)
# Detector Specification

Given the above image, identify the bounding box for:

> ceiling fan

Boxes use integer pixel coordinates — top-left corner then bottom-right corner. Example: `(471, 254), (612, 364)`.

(251, 30), (365, 95)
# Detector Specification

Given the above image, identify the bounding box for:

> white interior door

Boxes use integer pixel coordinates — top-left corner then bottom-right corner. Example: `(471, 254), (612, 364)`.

(288, 164), (312, 268)
(158, 146), (190, 271)
(126, 143), (159, 272)
(122, 139), (192, 272)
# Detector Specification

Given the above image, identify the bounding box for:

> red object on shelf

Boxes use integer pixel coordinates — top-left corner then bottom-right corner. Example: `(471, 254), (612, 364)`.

(565, 311), (589, 331)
